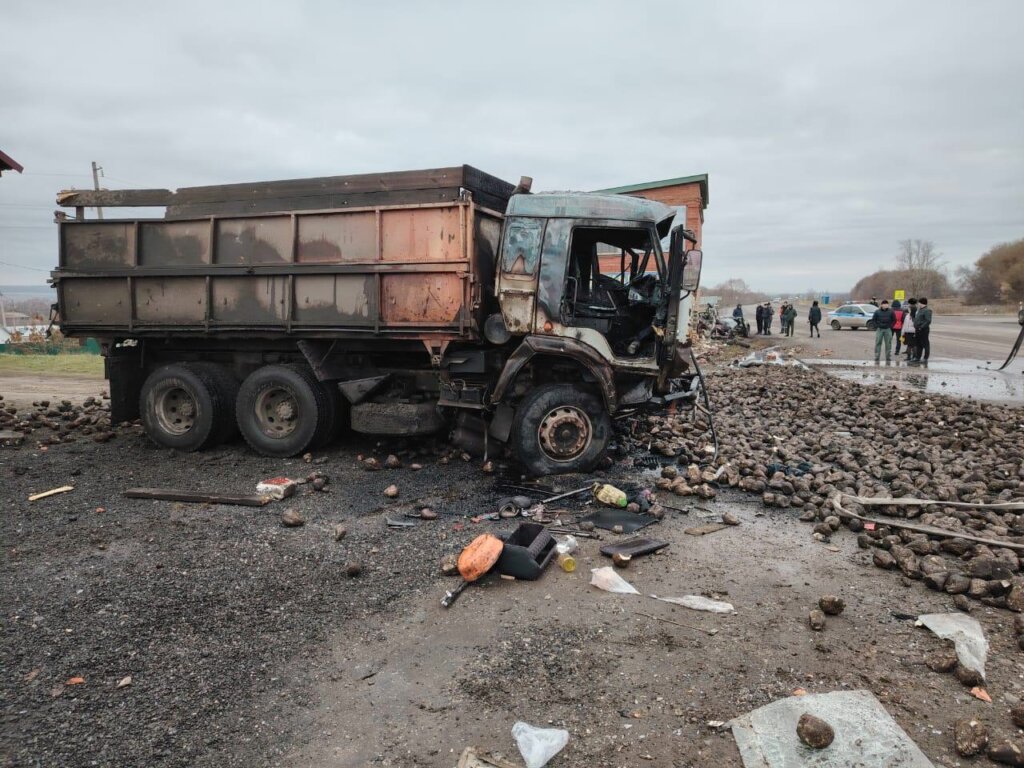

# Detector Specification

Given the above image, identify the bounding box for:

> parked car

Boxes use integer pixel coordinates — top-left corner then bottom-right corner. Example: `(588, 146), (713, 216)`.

(828, 303), (878, 330)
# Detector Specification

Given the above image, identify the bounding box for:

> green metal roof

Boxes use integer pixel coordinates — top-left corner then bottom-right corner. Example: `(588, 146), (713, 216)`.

(595, 173), (709, 208)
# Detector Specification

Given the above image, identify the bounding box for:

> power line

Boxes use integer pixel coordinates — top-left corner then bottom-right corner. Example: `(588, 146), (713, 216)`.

(0, 259), (51, 273)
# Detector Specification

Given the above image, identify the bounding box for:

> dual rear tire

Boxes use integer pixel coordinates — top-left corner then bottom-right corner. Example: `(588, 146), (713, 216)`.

(140, 363), (341, 457)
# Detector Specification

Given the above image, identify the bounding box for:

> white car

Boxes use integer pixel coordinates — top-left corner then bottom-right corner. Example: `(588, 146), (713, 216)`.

(828, 303), (879, 330)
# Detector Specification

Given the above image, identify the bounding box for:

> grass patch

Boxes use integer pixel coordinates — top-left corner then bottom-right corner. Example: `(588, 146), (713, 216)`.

(0, 354), (104, 376)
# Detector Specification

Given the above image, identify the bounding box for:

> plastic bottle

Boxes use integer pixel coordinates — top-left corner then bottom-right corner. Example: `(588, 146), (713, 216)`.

(592, 482), (628, 508)
(555, 535), (578, 573)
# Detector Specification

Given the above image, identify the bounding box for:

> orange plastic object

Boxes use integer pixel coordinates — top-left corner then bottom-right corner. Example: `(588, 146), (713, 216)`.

(457, 533), (503, 582)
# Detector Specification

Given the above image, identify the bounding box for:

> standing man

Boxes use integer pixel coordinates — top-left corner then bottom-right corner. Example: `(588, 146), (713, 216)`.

(755, 303), (764, 335)
(912, 297), (932, 363)
(764, 302), (773, 335)
(808, 301), (822, 338)
(871, 299), (895, 363)
(904, 298), (919, 359)
(784, 303), (797, 336)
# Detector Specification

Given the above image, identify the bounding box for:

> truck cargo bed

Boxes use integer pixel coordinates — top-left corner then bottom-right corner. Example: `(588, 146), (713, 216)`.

(54, 195), (504, 341)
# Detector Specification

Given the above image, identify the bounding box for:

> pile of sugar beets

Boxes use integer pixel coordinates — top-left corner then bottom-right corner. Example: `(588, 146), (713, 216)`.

(0, 393), (117, 446)
(636, 365), (1024, 611)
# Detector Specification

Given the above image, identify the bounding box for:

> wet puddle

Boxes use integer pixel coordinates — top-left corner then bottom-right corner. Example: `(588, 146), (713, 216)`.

(804, 357), (1024, 405)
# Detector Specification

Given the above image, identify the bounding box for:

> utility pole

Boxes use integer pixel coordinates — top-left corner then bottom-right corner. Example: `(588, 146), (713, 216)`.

(91, 161), (104, 220)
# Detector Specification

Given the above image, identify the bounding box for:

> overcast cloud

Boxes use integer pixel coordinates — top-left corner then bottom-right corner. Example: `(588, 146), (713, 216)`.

(1, 0), (1022, 293)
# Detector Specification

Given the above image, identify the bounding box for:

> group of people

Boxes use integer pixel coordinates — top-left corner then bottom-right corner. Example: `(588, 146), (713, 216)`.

(733, 297), (934, 363)
(748, 302), (798, 336)
(869, 297), (932, 363)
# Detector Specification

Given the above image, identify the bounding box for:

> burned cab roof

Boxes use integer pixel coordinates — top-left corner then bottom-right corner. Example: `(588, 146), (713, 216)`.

(507, 192), (677, 232)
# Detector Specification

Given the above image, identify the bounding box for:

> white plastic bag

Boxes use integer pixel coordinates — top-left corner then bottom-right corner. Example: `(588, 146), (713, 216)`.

(650, 594), (735, 614)
(555, 535), (579, 556)
(589, 567), (640, 595)
(512, 721), (569, 768)
(917, 613), (987, 679)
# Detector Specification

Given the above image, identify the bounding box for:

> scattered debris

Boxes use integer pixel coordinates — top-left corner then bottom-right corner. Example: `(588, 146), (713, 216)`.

(66, 676), (84, 685)
(124, 487), (271, 507)
(511, 721), (569, 768)
(600, 537), (669, 561)
(386, 517), (415, 528)
(579, 508), (657, 534)
(345, 562), (362, 577)
(495, 523), (555, 580)
(916, 613), (987, 680)
(383, 484), (399, 498)
(592, 482), (628, 508)
(456, 746), (522, 768)
(333, 524), (347, 541)
(989, 740), (1024, 766)
(280, 508), (305, 527)
(442, 533), (503, 608)
(722, 511), (740, 526)
(255, 477), (297, 500)
(685, 523), (729, 536)
(796, 712), (835, 749)
(589, 567), (640, 595)
(116, 676), (132, 689)
(730, 689), (933, 767)
(652, 594), (735, 613)
(28, 485), (74, 502)
(971, 687), (993, 703)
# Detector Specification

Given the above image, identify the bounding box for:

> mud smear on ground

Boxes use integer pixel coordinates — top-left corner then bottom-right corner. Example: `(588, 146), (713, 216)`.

(806, 357), (1024, 405)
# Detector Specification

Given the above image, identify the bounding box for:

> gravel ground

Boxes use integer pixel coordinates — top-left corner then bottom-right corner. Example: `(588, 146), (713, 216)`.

(3, 356), (1024, 767)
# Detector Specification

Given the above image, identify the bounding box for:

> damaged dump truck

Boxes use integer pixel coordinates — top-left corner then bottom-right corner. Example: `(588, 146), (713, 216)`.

(52, 165), (706, 474)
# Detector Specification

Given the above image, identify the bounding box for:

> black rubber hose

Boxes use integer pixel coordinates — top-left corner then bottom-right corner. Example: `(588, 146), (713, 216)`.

(690, 347), (719, 464)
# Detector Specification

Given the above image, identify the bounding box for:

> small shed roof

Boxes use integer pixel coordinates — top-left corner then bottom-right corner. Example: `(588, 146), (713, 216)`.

(596, 173), (709, 208)
(0, 149), (24, 175)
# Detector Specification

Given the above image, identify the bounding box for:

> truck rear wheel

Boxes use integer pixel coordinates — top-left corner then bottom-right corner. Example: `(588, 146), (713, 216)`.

(511, 384), (611, 476)
(140, 363), (231, 451)
(236, 365), (329, 457)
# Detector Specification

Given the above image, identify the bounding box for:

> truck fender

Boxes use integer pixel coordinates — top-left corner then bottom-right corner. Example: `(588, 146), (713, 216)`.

(490, 335), (617, 412)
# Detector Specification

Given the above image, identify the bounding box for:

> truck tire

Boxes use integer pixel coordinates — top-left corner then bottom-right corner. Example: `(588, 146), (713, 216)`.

(140, 363), (227, 452)
(236, 365), (328, 457)
(284, 364), (343, 448)
(188, 362), (240, 446)
(511, 384), (611, 476)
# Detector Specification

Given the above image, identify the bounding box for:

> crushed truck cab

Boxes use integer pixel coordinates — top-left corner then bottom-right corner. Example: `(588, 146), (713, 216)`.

(52, 166), (706, 475)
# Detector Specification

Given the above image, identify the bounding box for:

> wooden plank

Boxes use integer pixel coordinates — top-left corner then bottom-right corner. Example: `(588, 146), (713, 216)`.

(57, 189), (174, 207)
(684, 522), (729, 536)
(124, 487), (271, 506)
(28, 485), (74, 501)
(164, 188), (467, 219)
(170, 166), (470, 205)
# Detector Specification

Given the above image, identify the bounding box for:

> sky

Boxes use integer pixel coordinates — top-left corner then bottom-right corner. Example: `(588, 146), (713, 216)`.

(1, 0), (1022, 294)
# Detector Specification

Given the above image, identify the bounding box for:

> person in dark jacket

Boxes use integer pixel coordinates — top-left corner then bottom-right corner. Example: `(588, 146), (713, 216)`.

(808, 301), (822, 337)
(733, 303), (744, 321)
(871, 299), (895, 362)
(763, 303), (773, 334)
(754, 304), (764, 334)
(911, 297), (933, 362)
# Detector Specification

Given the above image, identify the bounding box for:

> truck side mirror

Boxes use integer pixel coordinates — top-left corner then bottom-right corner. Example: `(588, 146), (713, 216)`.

(681, 249), (702, 292)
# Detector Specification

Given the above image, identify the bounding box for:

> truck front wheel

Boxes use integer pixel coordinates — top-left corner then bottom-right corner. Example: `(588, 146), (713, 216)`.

(140, 363), (231, 451)
(236, 365), (329, 457)
(511, 384), (611, 476)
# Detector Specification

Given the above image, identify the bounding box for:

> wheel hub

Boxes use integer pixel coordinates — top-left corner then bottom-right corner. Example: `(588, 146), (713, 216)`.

(538, 406), (592, 460)
(255, 387), (299, 437)
(154, 386), (197, 436)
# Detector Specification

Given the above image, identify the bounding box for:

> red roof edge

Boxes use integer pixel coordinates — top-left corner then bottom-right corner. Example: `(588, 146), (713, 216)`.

(0, 149), (24, 174)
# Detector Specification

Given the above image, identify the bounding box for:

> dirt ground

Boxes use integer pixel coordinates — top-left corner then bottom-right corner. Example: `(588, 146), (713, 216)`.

(3, 358), (1024, 767)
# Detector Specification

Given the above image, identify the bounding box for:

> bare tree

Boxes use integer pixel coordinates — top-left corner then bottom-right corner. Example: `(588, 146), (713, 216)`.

(896, 240), (945, 297)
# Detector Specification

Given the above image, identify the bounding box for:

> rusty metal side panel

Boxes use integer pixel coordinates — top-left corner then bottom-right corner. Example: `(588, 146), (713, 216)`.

(215, 217), (291, 264)
(62, 223), (135, 268)
(296, 212), (377, 263)
(139, 221), (211, 266)
(292, 275), (376, 325)
(211, 276), (288, 323)
(135, 277), (207, 323)
(380, 207), (463, 263)
(61, 278), (131, 325)
(381, 273), (463, 324)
